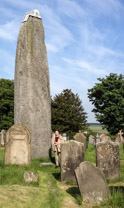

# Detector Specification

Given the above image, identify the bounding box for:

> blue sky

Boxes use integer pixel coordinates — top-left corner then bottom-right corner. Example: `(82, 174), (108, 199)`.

(0, 0), (124, 122)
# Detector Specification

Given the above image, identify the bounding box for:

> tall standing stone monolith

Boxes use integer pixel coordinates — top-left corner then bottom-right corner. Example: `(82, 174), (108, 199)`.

(14, 10), (51, 159)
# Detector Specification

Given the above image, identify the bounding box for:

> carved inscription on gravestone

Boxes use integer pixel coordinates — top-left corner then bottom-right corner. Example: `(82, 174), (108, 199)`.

(5, 124), (31, 165)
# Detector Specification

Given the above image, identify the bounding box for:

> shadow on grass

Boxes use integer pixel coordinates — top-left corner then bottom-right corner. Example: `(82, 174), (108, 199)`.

(109, 186), (124, 194)
(66, 186), (83, 205)
(52, 172), (61, 181)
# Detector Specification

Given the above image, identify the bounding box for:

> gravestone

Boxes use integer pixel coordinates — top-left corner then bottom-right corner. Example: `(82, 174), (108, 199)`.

(1, 129), (6, 146)
(75, 162), (109, 205)
(100, 134), (111, 142)
(96, 141), (120, 180)
(14, 10), (51, 159)
(96, 138), (100, 143)
(5, 124), (31, 165)
(118, 130), (124, 143)
(0, 132), (1, 146)
(62, 133), (67, 141)
(61, 140), (84, 182)
(74, 131), (86, 151)
(89, 135), (95, 144)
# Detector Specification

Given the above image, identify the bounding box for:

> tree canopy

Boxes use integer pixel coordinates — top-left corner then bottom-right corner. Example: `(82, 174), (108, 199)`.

(51, 89), (87, 137)
(0, 79), (14, 130)
(88, 73), (124, 135)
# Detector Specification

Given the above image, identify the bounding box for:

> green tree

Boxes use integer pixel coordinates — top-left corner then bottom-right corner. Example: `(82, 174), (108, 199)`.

(88, 73), (124, 135)
(0, 79), (14, 130)
(51, 89), (87, 138)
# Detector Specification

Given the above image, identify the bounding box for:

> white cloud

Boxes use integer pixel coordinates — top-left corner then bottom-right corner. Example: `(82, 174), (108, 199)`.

(84, 0), (124, 18)
(46, 44), (58, 53)
(0, 20), (19, 41)
(62, 58), (107, 76)
(57, 0), (86, 18)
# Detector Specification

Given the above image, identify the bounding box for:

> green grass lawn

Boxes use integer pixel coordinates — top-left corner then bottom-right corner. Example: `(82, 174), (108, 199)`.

(0, 148), (64, 208)
(0, 143), (124, 208)
(88, 125), (109, 135)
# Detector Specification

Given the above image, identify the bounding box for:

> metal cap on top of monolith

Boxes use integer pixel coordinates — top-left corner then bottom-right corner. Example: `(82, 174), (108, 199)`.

(14, 10), (51, 159)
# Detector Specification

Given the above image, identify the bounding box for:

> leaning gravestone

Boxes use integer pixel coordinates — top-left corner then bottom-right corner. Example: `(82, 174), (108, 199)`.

(96, 141), (120, 180)
(74, 131), (87, 151)
(61, 140), (84, 182)
(5, 124), (31, 165)
(75, 162), (109, 205)
(14, 10), (51, 159)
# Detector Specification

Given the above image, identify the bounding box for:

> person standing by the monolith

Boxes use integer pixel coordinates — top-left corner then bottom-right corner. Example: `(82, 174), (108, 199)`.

(14, 10), (51, 159)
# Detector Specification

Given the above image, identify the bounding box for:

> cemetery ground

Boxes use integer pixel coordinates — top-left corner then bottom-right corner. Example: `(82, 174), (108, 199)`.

(0, 144), (124, 208)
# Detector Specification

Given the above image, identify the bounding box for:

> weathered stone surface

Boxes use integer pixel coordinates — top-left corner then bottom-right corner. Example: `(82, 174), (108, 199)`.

(61, 140), (84, 182)
(100, 134), (111, 142)
(89, 135), (95, 144)
(75, 162), (109, 205)
(1, 130), (6, 146)
(5, 124), (31, 165)
(14, 10), (51, 159)
(24, 172), (38, 183)
(0, 133), (1, 146)
(74, 132), (86, 151)
(96, 141), (120, 180)
(62, 133), (67, 141)
(40, 162), (54, 166)
(96, 138), (100, 143)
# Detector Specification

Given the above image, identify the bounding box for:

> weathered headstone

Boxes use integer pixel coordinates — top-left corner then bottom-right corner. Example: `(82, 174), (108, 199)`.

(61, 140), (84, 182)
(5, 124), (31, 165)
(62, 133), (67, 141)
(100, 134), (111, 142)
(14, 10), (51, 159)
(96, 138), (100, 143)
(74, 131), (86, 151)
(1, 129), (6, 146)
(89, 135), (95, 144)
(0, 132), (1, 146)
(96, 141), (120, 180)
(75, 162), (109, 205)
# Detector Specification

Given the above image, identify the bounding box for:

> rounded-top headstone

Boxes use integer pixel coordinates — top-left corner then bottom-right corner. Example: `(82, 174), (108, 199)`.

(5, 124), (31, 165)
(14, 10), (51, 159)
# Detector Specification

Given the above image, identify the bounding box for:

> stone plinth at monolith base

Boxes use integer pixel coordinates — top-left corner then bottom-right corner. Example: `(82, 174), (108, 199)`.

(61, 140), (84, 182)
(14, 10), (51, 159)
(5, 124), (31, 165)
(75, 162), (109, 205)
(96, 141), (120, 180)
